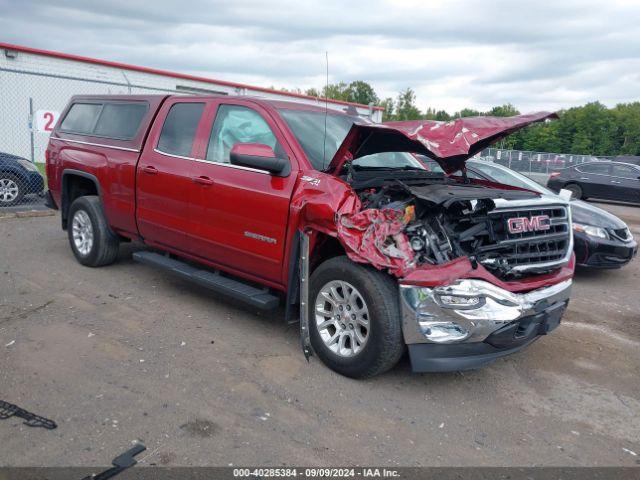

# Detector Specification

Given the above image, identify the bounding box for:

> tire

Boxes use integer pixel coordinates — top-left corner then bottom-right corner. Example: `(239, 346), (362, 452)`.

(309, 256), (404, 378)
(564, 183), (583, 200)
(0, 173), (24, 206)
(67, 196), (120, 267)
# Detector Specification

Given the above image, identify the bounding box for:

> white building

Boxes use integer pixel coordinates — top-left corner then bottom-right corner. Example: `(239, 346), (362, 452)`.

(0, 42), (383, 163)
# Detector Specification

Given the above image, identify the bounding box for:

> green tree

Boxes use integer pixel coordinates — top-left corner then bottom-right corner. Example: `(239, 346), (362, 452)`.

(434, 109), (451, 121)
(612, 102), (640, 155)
(345, 80), (379, 105)
(421, 107), (448, 121)
(395, 88), (422, 120)
(568, 102), (616, 155)
(487, 104), (520, 117)
(322, 82), (350, 101)
(380, 97), (396, 121)
(455, 108), (481, 118)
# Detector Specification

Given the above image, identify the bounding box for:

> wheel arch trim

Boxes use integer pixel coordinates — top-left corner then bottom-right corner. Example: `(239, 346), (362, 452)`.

(61, 169), (103, 229)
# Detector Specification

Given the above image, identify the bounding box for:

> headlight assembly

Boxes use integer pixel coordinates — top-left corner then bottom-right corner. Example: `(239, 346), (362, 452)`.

(573, 223), (608, 239)
(17, 159), (38, 172)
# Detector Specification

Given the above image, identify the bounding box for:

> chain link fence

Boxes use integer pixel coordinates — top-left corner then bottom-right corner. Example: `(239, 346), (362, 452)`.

(478, 147), (603, 185)
(480, 147), (599, 175)
(0, 62), (194, 212)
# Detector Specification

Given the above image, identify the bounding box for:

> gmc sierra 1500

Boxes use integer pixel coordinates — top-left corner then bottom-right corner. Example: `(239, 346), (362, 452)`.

(45, 95), (574, 378)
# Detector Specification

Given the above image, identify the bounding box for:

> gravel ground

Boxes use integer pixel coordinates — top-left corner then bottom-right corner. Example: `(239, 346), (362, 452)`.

(0, 204), (639, 467)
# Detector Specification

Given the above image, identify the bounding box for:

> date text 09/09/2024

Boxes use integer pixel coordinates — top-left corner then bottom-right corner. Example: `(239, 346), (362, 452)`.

(232, 467), (401, 477)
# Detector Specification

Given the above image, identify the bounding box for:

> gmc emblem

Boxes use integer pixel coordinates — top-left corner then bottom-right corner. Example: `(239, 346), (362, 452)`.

(507, 215), (551, 234)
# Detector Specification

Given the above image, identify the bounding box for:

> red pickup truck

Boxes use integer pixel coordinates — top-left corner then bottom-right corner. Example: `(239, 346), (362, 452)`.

(45, 94), (574, 378)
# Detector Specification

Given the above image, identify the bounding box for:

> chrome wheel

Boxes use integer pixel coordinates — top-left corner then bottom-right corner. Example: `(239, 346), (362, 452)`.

(0, 178), (19, 203)
(72, 210), (94, 256)
(315, 280), (370, 357)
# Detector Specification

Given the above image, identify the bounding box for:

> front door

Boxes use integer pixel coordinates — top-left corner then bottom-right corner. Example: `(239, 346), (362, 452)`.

(136, 99), (205, 250)
(187, 101), (297, 285)
(575, 162), (611, 199)
(610, 163), (640, 203)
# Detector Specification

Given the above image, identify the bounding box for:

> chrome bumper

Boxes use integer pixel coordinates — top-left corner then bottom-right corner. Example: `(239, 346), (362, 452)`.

(400, 278), (573, 345)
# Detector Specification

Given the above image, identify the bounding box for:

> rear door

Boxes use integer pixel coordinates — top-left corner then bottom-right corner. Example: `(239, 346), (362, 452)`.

(574, 163), (612, 198)
(610, 163), (640, 203)
(136, 99), (206, 250)
(187, 100), (298, 285)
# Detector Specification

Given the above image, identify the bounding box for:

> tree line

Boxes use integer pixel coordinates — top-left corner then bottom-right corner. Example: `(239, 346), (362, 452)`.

(280, 81), (640, 157)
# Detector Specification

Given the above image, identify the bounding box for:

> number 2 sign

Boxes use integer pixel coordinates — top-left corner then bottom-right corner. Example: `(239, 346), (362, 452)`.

(35, 110), (60, 133)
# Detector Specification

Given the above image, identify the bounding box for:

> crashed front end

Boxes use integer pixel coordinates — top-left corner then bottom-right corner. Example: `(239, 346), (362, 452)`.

(293, 112), (575, 372)
(346, 181), (574, 371)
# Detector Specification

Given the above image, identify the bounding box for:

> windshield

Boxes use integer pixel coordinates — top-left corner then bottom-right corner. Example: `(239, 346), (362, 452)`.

(279, 108), (422, 171)
(469, 161), (555, 194)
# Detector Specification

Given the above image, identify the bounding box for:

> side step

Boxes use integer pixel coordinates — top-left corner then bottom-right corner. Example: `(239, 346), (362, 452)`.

(132, 251), (279, 310)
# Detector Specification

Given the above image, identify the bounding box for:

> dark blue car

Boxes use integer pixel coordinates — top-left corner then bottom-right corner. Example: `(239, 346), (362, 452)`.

(0, 152), (45, 206)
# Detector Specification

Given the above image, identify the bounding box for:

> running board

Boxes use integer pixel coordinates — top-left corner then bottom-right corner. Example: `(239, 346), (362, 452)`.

(132, 251), (279, 310)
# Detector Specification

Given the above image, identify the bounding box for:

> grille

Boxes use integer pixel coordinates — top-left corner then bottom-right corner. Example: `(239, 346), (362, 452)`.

(480, 206), (571, 274)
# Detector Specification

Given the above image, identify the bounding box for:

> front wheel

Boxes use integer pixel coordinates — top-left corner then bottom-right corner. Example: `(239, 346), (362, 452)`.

(68, 196), (120, 267)
(564, 183), (583, 200)
(0, 173), (24, 206)
(309, 256), (404, 378)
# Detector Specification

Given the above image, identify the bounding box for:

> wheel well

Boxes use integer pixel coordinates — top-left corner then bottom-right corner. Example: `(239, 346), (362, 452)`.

(0, 168), (24, 183)
(311, 234), (347, 273)
(61, 174), (99, 229)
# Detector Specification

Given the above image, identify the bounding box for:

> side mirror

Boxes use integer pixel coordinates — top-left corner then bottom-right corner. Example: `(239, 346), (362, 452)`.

(230, 143), (287, 175)
(558, 188), (573, 202)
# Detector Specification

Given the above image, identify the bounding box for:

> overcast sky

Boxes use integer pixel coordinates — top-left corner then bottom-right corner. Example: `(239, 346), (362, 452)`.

(1, 0), (639, 113)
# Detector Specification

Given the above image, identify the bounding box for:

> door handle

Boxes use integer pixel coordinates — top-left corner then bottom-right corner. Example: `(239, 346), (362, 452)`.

(611, 181), (621, 184)
(580, 177), (589, 180)
(193, 176), (214, 186)
(142, 166), (158, 175)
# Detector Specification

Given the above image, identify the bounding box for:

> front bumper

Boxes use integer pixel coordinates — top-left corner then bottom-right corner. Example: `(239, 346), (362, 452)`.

(574, 232), (637, 269)
(400, 278), (572, 372)
(25, 171), (45, 194)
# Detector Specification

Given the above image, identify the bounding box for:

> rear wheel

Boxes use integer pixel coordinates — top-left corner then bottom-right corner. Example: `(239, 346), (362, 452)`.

(0, 173), (24, 206)
(68, 196), (120, 267)
(564, 183), (583, 200)
(309, 256), (404, 378)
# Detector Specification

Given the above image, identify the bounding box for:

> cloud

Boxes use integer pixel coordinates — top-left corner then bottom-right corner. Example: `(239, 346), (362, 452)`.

(1, 0), (639, 113)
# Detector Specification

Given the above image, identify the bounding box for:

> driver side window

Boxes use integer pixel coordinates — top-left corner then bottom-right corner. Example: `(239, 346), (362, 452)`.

(206, 105), (280, 164)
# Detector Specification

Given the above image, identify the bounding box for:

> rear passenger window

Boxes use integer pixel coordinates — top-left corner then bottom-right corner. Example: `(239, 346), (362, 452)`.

(576, 163), (610, 175)
(60, 103), (102, 134)
(612, 164), (639, 179)
(157, 103), (205, 157)
(94, 103), (148, 139)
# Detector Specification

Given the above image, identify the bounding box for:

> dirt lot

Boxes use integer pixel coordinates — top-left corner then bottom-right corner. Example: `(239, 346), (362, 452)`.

(1, 203), (639, 467)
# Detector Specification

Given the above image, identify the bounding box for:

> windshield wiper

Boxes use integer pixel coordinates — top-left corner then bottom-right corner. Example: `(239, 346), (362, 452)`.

(351, 165), (426, 171)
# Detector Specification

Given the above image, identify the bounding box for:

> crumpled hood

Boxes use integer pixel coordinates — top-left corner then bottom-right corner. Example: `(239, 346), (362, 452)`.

(325, 112), (558, 175)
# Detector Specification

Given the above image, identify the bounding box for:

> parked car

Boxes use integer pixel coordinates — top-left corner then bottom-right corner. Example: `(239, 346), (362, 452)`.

(546, 161), (640, 203)
(46, 95), (574, 377)
(0, 152), (45, 206)
(421, 158), (638, 269)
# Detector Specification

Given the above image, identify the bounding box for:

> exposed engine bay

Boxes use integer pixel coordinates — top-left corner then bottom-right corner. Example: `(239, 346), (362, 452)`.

(343, 175), (570, 280)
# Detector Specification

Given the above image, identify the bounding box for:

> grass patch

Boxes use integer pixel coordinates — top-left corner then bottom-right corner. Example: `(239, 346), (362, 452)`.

(35, 162), (48, 188)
